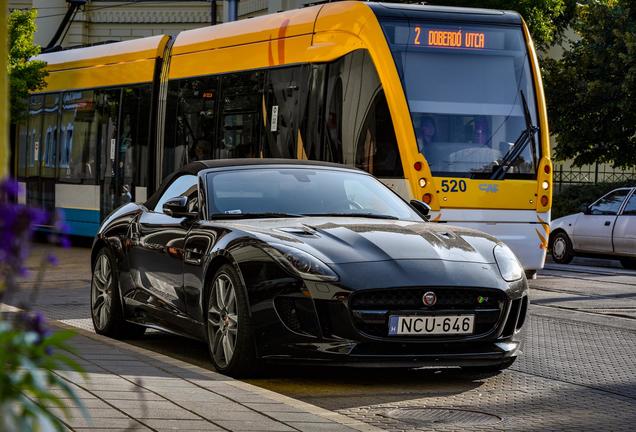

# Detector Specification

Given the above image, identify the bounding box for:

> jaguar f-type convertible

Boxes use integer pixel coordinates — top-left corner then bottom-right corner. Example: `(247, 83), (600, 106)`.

(90, 160), (528, 376)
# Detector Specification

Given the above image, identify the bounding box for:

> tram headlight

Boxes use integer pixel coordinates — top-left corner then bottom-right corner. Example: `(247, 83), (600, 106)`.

(493, 244), (523, 282)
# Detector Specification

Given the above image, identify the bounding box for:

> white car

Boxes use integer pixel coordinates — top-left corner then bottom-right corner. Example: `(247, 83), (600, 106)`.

(550, 187), (636, 269)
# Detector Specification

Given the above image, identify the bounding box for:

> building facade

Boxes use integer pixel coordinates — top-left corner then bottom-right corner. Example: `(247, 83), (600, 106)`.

(8, 0), (317, 49)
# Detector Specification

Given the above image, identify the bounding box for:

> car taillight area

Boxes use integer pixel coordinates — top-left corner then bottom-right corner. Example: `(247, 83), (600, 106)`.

(348, 287), (509, 340)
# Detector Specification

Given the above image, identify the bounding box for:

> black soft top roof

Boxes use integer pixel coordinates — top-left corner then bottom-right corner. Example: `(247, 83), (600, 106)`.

(145, 159), (359, 209)
(368, 2), (522, 25)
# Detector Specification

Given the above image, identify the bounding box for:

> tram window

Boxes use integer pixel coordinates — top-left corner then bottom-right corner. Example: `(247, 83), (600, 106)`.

(263, 66), (309, 158)
(163, 80), (180, 177)
(355, 90), (402, 177)
(58, 90), (98, 184)
(219, 71), (263, 158)
(120, 85), (152, 197)
(299, 65), (326, 161)
(177, 76), (218, 163)
(26, 95), (44, 177)
(314, 50), (399, 177)
(41, 93), (60, 178)
(16, 113), (28, 178)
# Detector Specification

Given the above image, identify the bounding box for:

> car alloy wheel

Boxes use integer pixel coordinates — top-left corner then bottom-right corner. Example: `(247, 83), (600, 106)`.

(91, 253), (113, 331)
(207, 272), (239, 369)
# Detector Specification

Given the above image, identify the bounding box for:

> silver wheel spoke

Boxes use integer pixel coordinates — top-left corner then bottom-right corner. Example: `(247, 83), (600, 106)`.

(215, 278), (226, 309)
(222, 334), (234, 362)
(92, 253), (113, 330)
(213, 329), (224, 362)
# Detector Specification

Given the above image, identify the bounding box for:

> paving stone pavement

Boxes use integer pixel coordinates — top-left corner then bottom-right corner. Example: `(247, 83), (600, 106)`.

(43, 321), (380, 432)
(338, 313), (636, 431)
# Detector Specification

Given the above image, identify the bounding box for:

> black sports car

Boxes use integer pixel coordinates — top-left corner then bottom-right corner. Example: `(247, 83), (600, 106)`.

(90, 160), (528, 376)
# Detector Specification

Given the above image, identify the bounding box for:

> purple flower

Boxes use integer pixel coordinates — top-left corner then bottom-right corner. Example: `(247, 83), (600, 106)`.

(60, 236), (72, 249)
(0, 178), (20, 200)
(47, 254), (59, 266)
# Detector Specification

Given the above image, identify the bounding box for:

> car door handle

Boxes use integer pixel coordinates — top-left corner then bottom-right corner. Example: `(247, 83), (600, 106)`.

(605, 221), (611, 226)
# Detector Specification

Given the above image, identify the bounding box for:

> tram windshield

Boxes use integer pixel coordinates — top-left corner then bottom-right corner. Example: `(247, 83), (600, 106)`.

(381, 21), (540, 179)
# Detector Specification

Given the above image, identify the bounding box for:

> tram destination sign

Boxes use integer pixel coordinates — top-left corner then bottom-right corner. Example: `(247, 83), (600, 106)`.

(384, 22), (507, 51)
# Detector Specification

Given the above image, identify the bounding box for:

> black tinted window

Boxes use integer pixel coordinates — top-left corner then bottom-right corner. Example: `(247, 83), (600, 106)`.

(589, 189), (630, 215)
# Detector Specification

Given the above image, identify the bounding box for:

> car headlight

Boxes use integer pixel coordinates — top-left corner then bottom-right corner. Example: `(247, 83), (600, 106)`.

(264, 243), (338, 281)
(493, 244), (523, 282)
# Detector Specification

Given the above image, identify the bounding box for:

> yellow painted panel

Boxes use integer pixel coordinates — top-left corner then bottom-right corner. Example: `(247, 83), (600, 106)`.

(40, 59), (155, 92)
(431, 178), (538, 210)
(36, 35), (169, 72)
(169, 35), (314, 79)
(172, 6), (319, 56)
(523, 20), (552, 213)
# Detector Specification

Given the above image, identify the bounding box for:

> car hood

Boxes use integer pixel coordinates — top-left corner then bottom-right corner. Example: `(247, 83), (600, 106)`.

(225, 217), (499, 264)
(551, 212), (582, 230)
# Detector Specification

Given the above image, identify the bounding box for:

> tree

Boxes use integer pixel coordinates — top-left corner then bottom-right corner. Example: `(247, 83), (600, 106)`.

(425, 0), (577, 50)
(543, 0), (636, 168)
(8, 9), (47, 122)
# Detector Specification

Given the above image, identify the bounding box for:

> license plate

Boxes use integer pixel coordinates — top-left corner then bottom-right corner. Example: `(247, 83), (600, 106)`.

(388, 315), (474, 336)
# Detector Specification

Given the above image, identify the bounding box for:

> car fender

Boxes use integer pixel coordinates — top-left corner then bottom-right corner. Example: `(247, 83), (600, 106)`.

(550, 213), (581, 247)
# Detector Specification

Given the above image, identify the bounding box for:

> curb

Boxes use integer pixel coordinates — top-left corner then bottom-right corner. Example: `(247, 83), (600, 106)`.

(52, 320), (385, 432)
(530, 304), (636, 331)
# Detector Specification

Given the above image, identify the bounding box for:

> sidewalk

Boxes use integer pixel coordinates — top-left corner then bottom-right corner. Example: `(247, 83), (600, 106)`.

(48, 321), (380, 432)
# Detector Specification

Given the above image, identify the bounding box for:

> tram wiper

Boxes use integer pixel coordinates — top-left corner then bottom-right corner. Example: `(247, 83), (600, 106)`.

(490, 90), (539, 180)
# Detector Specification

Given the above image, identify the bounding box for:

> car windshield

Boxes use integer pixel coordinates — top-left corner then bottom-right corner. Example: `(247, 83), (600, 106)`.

(205, 167), (422, 220)
(381, 20), (540, 179)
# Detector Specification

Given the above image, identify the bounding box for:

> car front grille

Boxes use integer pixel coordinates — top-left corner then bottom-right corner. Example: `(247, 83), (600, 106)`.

(349, 287), (506, 339)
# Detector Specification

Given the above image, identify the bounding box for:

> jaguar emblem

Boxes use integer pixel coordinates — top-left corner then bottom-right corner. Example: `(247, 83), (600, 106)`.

(423, 291), (437, 306)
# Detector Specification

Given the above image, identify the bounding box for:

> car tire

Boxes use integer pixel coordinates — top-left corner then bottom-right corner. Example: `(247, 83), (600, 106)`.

(620, 258), (636, 270)
(550, 231), (574, 264)
(205, 264), (258, 377)
(461, 357), (516, 376)
(91, 248), (146, 339)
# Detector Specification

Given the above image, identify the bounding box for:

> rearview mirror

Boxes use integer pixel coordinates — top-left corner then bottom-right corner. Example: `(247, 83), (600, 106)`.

(410, 199), (431, 220)
(580, 203), (590, 214)
(163, 196), (197, 218)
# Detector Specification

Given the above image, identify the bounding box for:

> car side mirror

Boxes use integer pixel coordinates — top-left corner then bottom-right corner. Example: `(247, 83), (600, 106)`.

(580, 203), (590, 214)
(163, 196), (197, 218)
(410, 199), (431, 220)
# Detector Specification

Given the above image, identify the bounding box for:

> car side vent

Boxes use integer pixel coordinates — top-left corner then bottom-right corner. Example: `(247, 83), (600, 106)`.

(516, 296), (528, 331)
(502, 298), (522, 338)
(274, 296), (320, 337)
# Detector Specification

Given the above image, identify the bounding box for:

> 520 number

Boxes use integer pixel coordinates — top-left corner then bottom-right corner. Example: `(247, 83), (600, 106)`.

(441, 179), (467, 193)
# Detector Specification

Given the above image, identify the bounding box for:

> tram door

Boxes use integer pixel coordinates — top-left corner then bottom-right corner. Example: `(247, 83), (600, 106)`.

(96, 89), (123, 219)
